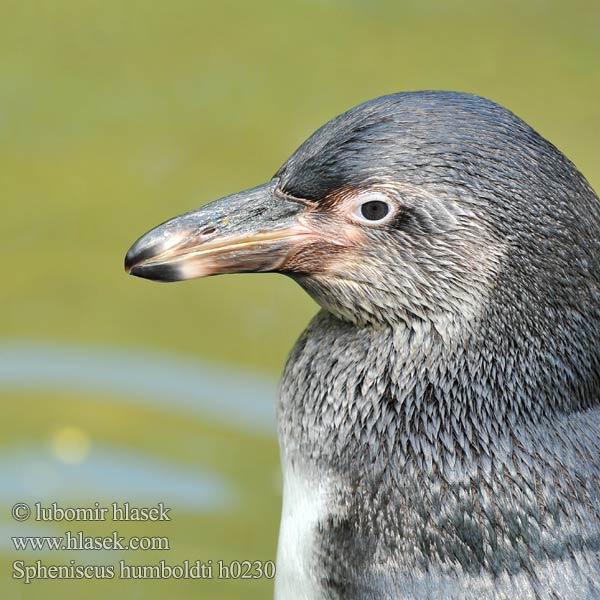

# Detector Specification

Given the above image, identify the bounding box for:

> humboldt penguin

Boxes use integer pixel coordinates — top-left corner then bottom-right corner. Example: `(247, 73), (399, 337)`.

(125, 91), (600, 599)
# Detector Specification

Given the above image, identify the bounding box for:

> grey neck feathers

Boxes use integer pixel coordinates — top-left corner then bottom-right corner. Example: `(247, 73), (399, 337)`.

(277, 309), (600, 588)
(279, 306), (599, 474)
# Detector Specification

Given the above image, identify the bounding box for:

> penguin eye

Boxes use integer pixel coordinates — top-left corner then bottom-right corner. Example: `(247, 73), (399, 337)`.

(360, 200), (389, 221)
(351, 192), (394, 224)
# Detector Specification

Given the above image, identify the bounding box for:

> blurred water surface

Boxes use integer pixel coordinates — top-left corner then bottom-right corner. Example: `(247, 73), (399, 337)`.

(1, 0), (598, 598)
(0, 341), (277, 432)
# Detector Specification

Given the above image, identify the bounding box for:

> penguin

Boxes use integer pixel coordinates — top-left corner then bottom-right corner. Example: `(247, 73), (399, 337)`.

(125, 91), (600, 599)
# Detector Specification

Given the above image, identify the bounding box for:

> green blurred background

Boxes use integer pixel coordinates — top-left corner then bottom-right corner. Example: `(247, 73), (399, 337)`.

(1, 0), (598, 598)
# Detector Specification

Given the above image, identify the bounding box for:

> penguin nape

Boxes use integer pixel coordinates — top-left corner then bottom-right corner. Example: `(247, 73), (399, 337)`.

(125, 91), (600, 600)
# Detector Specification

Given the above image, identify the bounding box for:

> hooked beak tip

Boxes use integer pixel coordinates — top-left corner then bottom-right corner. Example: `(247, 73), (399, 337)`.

(124, 251), (136, 275)
(125, 257), (185, 282)
(124, 236), (183, 281)
(124, 243), (150, 276)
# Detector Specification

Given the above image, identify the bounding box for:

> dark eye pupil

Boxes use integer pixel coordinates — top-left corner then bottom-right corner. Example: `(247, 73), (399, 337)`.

(360, 200), (389, 221)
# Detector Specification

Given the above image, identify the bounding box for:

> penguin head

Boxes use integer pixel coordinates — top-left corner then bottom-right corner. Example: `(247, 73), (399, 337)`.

(125, 92), (600, 329)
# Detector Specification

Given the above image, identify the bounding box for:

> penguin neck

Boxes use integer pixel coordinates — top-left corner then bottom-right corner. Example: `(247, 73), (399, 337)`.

(277, 308), (577, 476)
(276, 309), (600, 594)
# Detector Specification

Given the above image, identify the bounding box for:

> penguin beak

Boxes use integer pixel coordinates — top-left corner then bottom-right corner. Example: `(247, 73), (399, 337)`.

(124, 179), (313, 282)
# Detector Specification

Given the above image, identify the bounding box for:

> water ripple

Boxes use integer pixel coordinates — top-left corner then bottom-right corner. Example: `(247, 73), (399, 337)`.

(0, 340), (277, 433)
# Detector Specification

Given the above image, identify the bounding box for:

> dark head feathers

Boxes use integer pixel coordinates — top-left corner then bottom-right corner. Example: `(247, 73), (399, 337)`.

(276, 91), (598, 219)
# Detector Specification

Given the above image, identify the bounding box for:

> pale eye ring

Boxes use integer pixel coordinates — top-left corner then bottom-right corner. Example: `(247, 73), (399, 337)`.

(352, 192), (394, 224)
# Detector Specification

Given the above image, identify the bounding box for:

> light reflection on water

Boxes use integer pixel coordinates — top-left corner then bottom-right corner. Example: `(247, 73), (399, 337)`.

(0, 340), (277, 433)
(0, 443), (234, 510)
(0, 339), (278, 526)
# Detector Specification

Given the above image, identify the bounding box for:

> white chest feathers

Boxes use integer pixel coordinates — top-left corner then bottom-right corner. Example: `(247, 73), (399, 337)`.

(275, 465), (337, 600)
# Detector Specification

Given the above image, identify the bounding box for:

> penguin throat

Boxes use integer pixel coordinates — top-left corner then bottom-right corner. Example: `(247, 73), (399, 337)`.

(278, 309), (596, 474)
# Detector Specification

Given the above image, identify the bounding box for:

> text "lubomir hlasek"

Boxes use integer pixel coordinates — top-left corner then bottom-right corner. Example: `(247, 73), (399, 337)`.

(34, 503), (171, 522)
